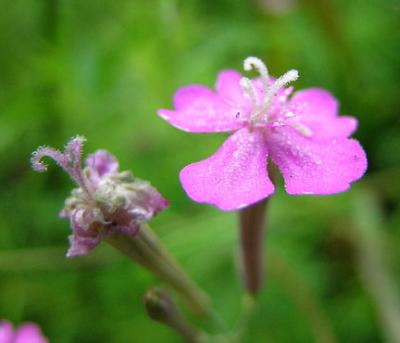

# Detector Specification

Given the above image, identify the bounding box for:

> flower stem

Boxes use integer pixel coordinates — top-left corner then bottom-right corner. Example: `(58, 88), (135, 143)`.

(104, 224), (211, 315)
(238, 198), (269, 296)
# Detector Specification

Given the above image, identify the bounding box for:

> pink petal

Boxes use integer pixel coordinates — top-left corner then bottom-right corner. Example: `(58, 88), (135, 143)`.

(289, 88), (357, 139)
(290, 88), (338, 117)
(15, 323), (48, 343)
(180, 128), (274, 211)
(85, 150), (119, 186)
(215, 70), (249, 107)
(267, 127), (367, 195)
(0, 321), (14, 343)
(86, 150), (119, 177)
(158, 84), (244, 133)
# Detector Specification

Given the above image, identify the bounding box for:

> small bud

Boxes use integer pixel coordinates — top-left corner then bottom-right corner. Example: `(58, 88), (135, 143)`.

(144, 288), (177, 323)
(144, 288), (202, 343)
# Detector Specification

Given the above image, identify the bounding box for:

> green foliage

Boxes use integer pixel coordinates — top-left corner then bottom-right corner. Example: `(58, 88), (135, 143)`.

(0, 0), (399, 342)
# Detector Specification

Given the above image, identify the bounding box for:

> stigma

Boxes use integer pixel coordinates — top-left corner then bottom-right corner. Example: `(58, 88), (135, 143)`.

(239, 57), (312, 138)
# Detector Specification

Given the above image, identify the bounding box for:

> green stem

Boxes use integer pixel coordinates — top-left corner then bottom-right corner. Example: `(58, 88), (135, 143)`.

(352, 190), (400, 343)
(104, 225), (211, 315)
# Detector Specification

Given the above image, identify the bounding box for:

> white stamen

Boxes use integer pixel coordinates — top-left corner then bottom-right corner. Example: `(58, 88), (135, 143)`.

(243, 56), (269, 90)
(261, 69), (299, 112)
(240, 57), (301, 131)
(240, 77), (259, 108)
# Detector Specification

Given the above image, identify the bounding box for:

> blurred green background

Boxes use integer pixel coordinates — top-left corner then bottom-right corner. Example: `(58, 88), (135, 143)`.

(1, 0), (399, 342)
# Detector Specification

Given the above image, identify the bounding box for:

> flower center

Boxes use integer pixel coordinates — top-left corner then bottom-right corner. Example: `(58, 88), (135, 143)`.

(239, 57), (312, 137)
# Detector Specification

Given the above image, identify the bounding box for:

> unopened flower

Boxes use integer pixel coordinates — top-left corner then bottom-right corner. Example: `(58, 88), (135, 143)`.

(31, 137), (168, 257)
(158, 57), (367, 211)
(0, 321), (48, 343)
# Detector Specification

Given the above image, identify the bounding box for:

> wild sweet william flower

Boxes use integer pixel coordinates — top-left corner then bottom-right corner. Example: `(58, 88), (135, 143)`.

(31, 136), (168, 257)
(158, 57), (367, 211)
(0, 321), (48, 343)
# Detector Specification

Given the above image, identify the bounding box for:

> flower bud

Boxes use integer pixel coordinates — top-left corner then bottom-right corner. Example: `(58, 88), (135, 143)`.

(144, 288), (202, 343)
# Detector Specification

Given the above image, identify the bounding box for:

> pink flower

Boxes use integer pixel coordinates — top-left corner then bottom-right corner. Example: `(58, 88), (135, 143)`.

(158, 57), (367, 211)
(0, 321), (48, 343)
(31, 137), (168, 257)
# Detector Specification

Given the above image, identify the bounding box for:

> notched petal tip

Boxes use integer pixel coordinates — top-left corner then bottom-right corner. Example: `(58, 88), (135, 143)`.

(339, 116), (358, 137)
(289, 89), (361, 139)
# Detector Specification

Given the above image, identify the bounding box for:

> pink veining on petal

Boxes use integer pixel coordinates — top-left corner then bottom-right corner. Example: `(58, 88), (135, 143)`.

(180, 128), (274, 211)
(289, 88), (358, 139)
(158, 84), (244, 133)
(267, 126), (367, 195)
(15, 323), (48, 343)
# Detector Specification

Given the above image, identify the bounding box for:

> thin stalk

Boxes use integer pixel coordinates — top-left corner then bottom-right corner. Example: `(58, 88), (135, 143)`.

(238, 198), (269, 295)
(237, 161), (279, 296)
(352, 190), (400, 343)
(104, 225), (210, 315)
